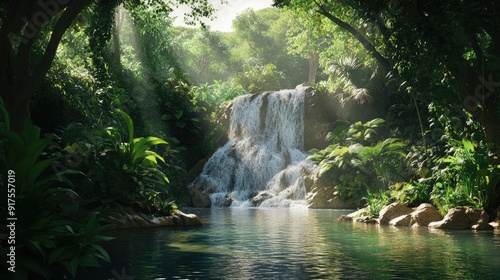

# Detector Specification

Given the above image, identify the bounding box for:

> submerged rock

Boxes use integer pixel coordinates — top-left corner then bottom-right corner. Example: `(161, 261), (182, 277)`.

(428, 206), (492, 230)
(112, 208), (203, 229)
(355, 216), (378, 224)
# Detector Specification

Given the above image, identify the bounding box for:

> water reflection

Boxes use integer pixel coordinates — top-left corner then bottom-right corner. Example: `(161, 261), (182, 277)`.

(82, 208), (500, 279)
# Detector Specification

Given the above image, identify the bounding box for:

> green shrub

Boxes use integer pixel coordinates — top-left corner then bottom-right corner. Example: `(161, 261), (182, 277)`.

(363, 189), (392, 217)
(52, 109), (175, 215)
(193, 80), (247, 109)
(430, 139), (500, 214)
(0, 100), (112, 279)
(309, 118), (407, 206)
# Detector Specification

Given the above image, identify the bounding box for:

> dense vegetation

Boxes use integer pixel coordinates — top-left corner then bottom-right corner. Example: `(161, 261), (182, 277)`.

(275, 0), (500, 216)
(1, 0), (499, 278)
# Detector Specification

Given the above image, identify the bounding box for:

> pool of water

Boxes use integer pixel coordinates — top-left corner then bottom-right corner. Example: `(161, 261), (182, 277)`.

(83, 208), (500, 279)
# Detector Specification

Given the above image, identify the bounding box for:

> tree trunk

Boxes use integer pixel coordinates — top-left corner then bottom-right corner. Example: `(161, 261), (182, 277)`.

(308, 52), (319, 84)
(113, 7), (123, 65)
(0, 0), (92, 134)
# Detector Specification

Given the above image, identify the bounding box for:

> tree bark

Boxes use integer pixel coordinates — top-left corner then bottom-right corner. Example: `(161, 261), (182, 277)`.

(0, 0), (93, 133)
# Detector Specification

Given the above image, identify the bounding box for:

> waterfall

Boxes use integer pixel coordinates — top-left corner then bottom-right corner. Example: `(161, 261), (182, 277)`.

(193, 85), (316, 207)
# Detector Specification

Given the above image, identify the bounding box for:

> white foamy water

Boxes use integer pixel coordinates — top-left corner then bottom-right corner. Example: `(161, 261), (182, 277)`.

(193, 85), (316, 207)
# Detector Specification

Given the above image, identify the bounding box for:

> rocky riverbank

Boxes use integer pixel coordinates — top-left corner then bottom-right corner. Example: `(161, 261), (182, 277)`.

(339, 202), (500, 230)
(109, 207), (203, 229)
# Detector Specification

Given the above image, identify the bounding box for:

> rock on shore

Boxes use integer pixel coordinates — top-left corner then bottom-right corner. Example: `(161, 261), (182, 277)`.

(111, 208), (203, 229)
(340, 202), (497, 230)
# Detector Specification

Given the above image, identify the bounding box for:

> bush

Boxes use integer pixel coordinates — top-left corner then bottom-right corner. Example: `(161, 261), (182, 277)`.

(309, 118), (407, 206)
(51, 109), (176, 216)
(0, 100), (112, 279)
(430, 139), (500, 215)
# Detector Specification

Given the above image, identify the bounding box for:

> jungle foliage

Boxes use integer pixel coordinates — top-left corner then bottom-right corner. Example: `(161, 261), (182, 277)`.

(276, 0), (500, 215)
(1, 0), (500, 278)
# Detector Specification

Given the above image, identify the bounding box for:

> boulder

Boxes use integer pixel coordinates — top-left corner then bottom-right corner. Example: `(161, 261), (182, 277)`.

(387, 204), (443, 227)
(189, 183), (212, 208)
(338, 208), (368, 222)
(389, 214), (412, 226)
(252, 191), (274, 206)
(378, 202), (413, 225)
(223, 194), (233, 207)
(428, 206), (493, 230)
(338, 208), (365, 221)
(409, 203), (443, 227)
(355, 216), (378, 224)
(306, 173), (357, 209)
(489, 206), (500, 229)
(306, 186), (355, 209)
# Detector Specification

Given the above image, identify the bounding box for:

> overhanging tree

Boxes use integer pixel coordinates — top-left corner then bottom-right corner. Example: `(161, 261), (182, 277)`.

(274, 0), (500, 154)
(0, 0), (216, 133)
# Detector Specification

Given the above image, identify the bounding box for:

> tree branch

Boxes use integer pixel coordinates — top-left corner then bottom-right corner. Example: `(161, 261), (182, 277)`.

(314, 2), (392, 72)
(29, 0), (93, 96)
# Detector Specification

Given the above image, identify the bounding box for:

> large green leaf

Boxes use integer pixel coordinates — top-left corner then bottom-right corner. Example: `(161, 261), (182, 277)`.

(462, 138), (474, 152)
(0, 129), (25, 157)
(22, 118), (42, 144)
(130, 137), (168, 165)
(116, 109), (134, 144)
(26, 157), (58, 189)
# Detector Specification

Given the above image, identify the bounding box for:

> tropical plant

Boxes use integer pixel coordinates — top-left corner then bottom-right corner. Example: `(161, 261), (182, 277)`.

(193, 80), (248, 109)
(309, 118), (407, 206)
(0, 99), (112, 279)
(59, 109), (174, 215)
(363, 189), (392, 217)
(430, 139), (500, 215)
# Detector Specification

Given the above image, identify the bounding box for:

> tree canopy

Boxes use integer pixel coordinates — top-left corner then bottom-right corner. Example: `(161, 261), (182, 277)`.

(274, 0), (500, 153)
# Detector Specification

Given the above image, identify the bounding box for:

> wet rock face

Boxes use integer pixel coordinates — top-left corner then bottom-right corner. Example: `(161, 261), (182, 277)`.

(428, 206), (493, 230)
(189, 183), (211, 208)
(305, 173), (357, 209)
(218, 86), (337, 152)
(251, 191), (275, 206)
(303, 87), (337, 151)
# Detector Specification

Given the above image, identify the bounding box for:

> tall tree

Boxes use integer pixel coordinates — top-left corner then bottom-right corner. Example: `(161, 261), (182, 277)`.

(0, 0), (216, 133)
(229, 8), (308, 89)
(275, 0), (500, 153)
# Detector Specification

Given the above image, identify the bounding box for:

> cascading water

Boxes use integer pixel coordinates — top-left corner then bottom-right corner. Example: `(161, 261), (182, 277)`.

(193, 85), (316, 207)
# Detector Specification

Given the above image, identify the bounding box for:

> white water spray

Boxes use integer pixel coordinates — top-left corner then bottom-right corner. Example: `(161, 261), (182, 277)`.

(194, 85), (316, 207)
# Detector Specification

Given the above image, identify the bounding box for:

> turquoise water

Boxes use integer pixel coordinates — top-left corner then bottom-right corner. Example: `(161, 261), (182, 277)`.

(84, 208), (500, 279)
